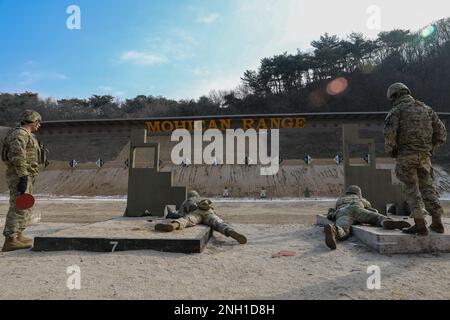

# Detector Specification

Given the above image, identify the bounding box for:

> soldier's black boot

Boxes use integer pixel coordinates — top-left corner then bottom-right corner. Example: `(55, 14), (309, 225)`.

(324, 224), (337, 250)
(430, 216), (445, 234)
(381, 220), (412, 230)
(226, 229), (247, 244)
(402, 219), (429, 236)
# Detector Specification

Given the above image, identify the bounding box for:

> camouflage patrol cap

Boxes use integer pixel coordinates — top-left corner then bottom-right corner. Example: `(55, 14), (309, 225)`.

(387, 83), (411, 101)
(187, 190), (200, 199)
(346, 185), (362, 198)
(20, 110), (42, 123)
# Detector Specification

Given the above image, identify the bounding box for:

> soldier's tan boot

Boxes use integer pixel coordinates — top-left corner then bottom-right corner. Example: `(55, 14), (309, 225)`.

(227, 229), (247, 244)
(402, 219), (429, 236)
(324, 224), (337, 250)
(2, 236), (32, 252)
(430, 216), (445, 234)
(155, 222), (180, 232)
(17, 233), (33, 246)
(381, 220), (412, 230)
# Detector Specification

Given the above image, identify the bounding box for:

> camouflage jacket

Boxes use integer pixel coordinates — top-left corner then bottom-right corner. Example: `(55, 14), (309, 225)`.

(335, 194), (372, 211)
(2, 127), (43, 177)
(384, 95), (447, 157)
(180, 197), (200, 215)
(327, 194), (375, 221)
(167, 196), (215, 218)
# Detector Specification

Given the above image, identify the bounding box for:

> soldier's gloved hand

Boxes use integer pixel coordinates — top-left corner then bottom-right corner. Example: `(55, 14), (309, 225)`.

(17, 176), (28, 195)
(327, 208), (336, 221)
(167, 212), (182, 219)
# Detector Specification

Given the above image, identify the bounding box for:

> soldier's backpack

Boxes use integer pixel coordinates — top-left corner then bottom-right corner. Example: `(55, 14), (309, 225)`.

(1, 129), (14, 162)
(1, 139), (8, 162)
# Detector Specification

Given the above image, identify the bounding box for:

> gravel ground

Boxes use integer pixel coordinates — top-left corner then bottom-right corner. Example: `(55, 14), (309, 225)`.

(1, 199), (450, 300)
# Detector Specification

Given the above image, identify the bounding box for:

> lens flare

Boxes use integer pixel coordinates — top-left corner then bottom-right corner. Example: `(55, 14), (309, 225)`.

(421, 25), (437, 38)
(326, 77), (348, 96)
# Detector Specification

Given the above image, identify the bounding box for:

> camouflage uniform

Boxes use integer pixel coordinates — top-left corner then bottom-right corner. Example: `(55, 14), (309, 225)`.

(384, 92), (447, 219)
(328, 193), (389, 239)
(324, 185), (411, 250)
(2, 118), (43, 237)
(172, 196), (231, 235)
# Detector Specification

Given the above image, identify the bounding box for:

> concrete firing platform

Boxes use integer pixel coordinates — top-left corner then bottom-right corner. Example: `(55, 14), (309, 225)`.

(32, 217), (212, 254)
(317, 214), (450, 254)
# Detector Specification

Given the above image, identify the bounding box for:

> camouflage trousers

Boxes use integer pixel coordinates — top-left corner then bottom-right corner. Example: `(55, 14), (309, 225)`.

(172, 209), (231, 235)
(334, 205), (388, 240)
(2, 174), (34, 237)
(395, 154), (443, 219)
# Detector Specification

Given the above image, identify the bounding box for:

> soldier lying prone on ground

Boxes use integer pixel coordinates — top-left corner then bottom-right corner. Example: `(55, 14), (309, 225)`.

(155, 191), (247, 244)
(324, 185), (411, 250)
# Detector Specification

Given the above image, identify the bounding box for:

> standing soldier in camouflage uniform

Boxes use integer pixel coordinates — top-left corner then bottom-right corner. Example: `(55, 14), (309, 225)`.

(156, 191), (248, 244)
(384, 83), (447, 236)
(1, 110), (44, 252)
(324, 185), (411, 250)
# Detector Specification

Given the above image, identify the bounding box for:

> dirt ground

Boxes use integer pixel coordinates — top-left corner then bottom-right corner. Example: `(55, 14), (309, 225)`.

(1, 198), (450, 300)
(0, 197), (336, 224)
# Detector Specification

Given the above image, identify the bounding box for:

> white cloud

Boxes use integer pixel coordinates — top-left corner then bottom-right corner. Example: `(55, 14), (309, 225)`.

(231, 0), (450, 54)
(175, 0), (450, 101)
(189, 67), (210, 76)
(146, 30), (198, 61)
(97, 85), (126, 97)
(97, 85), (113, 91)
(24, 60), (37, 67)
(197, 13), (220, 24)
(174, 29), (197, 43)
(18, 71), (68, 86)
(120, 51), (168, 65)
(173, 72), (242, 100)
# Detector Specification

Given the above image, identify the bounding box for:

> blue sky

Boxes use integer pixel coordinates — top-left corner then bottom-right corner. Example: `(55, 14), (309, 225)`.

(0, 0), (449, 100)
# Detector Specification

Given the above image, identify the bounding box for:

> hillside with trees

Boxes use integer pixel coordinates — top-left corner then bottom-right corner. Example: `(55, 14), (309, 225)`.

(1, 17), (450, 125)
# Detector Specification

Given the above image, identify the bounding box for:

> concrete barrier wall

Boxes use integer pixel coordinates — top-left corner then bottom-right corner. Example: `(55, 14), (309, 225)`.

(37, 119), (450, 165)
(2, 116), (448, 197)
(20, 162), (450, 198)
